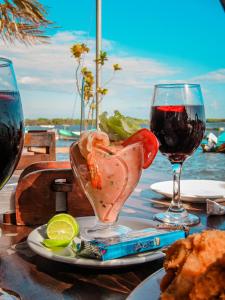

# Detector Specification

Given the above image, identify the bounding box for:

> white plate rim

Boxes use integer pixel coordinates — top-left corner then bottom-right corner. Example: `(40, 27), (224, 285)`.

(150, 180), (225, 203)
(27, 216), (165, 269)
(127, 268), (165, 300)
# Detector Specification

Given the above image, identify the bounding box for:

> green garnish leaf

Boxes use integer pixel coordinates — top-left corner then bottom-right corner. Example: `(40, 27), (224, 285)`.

(99, 110), (141, 141)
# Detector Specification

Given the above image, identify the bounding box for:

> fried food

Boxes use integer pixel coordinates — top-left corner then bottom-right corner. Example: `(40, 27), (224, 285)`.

(189, 253), (225, 300)
(160, 230), (225, 300)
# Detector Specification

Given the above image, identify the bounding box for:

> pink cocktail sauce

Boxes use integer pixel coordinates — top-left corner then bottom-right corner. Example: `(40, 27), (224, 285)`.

(78, 131), (144, 223)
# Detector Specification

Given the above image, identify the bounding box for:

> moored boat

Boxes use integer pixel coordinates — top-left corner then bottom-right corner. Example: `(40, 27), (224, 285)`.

(40, 125), (55, 129)
(58, 129), (80, 141)
(201, 132), (225, 153)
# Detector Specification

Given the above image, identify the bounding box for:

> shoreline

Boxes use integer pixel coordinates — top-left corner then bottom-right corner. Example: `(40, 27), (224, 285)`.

(25, 118), (225, 127)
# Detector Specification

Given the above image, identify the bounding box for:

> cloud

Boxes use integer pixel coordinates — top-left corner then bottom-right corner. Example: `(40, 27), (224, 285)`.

(0, 30), (186, 118)
(18, 76), (42, 84)
(1, 30), (224, 119)
(194, 69), (225, 83)
(0, 30), (179, 94)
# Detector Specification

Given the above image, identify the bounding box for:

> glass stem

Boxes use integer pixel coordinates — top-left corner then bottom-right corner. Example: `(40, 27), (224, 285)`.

(168, 162), (184, 213)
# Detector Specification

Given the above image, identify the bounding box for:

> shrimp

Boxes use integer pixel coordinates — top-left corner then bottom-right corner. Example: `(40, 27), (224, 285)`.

(78, 131), (110, 189)
(87, 151), (102, 189)
(78, 131), (110, 159)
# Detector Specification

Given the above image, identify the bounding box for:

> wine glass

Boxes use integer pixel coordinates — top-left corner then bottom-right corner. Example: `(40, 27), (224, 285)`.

(0, 58), (24, 295)
(150, 83), (205, 225)
(0, 58), (24, 210)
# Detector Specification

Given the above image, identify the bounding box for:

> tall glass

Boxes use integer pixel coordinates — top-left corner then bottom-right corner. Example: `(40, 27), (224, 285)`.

(150, 83), (205, 225)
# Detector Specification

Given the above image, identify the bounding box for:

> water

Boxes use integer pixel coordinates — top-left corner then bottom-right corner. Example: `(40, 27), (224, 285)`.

(149, 148), (225, 183)
(28, 123), (225, 183)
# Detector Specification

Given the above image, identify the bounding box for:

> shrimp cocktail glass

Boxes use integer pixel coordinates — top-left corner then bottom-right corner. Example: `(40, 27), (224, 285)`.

(150, 83), (205, 226)
(70, 129), (158, 240)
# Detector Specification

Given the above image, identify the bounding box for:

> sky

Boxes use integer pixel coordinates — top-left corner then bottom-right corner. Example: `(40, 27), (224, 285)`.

(1, 0), (225, 119)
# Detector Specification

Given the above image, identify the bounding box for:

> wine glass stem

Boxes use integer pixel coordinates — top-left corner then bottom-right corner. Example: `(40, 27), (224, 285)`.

(169, 162), (184, 213)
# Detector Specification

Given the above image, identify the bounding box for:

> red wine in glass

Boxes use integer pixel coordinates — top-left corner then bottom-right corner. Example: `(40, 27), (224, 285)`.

(150, 84), (205, 226)
(151, 105), (205, 163)
(0, 91), (24, 188)
(0, 58), (24, 183)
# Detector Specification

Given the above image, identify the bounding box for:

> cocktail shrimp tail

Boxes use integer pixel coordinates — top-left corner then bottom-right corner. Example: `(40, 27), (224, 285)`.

(70, 129), (158, 239)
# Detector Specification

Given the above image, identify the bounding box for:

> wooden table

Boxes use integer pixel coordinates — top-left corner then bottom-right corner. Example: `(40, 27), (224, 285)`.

(0, 175), (225, 300)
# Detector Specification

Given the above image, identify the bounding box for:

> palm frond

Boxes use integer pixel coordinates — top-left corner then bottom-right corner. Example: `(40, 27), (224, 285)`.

(0, 0), (52, 44)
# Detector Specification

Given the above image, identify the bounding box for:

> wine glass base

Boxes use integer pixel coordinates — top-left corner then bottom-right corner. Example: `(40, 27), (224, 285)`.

(154, 211), (200, 226)
(80, 224), (132, 240)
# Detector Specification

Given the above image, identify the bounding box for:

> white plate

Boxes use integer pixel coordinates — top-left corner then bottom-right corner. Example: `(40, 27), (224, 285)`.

(27, 216), (165, 268)
(150, 180), (225, 203)
(127, 268), (165, 300)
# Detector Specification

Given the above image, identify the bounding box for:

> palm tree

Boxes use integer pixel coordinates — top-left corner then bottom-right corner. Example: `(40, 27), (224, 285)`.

(0, 0), (52, 44)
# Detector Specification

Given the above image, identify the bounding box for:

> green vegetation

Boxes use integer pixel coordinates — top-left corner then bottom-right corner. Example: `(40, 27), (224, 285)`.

(71, 43), (122, 129)
(206, 119), (225, 123)
(25, 118), (82, 126)
(99, 111), (142, 141)
(25, 116), (149, 126)
(25, 117), (225, 127)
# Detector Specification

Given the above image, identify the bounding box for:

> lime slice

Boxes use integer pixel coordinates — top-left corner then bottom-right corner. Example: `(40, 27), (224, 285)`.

(42, 239), (71, 248)
(48, 213), (76, 225)
(47, 213), (79, 236)
(47, 220), (76, 240)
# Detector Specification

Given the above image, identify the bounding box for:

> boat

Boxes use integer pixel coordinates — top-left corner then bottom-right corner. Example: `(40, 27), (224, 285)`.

(40, 125), (55, 129)
(58, 129), (80, 141)
(72, 131), (81, 136)
(218, 132), (225, 144)
(201, 132), (225, 153)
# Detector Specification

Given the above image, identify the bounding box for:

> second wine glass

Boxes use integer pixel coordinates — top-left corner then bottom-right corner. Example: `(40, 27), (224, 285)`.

(150, 83), (205, 226)
(0, 58), (24, 297)
(0, 58), (24, 188)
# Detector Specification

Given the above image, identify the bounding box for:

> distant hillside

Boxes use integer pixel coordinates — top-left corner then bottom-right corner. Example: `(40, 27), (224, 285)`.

(25, 117), (149, 126)
(206, 119), (225, 123)
(25, 117), (224, 126)
(25, 118), (82, 126)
